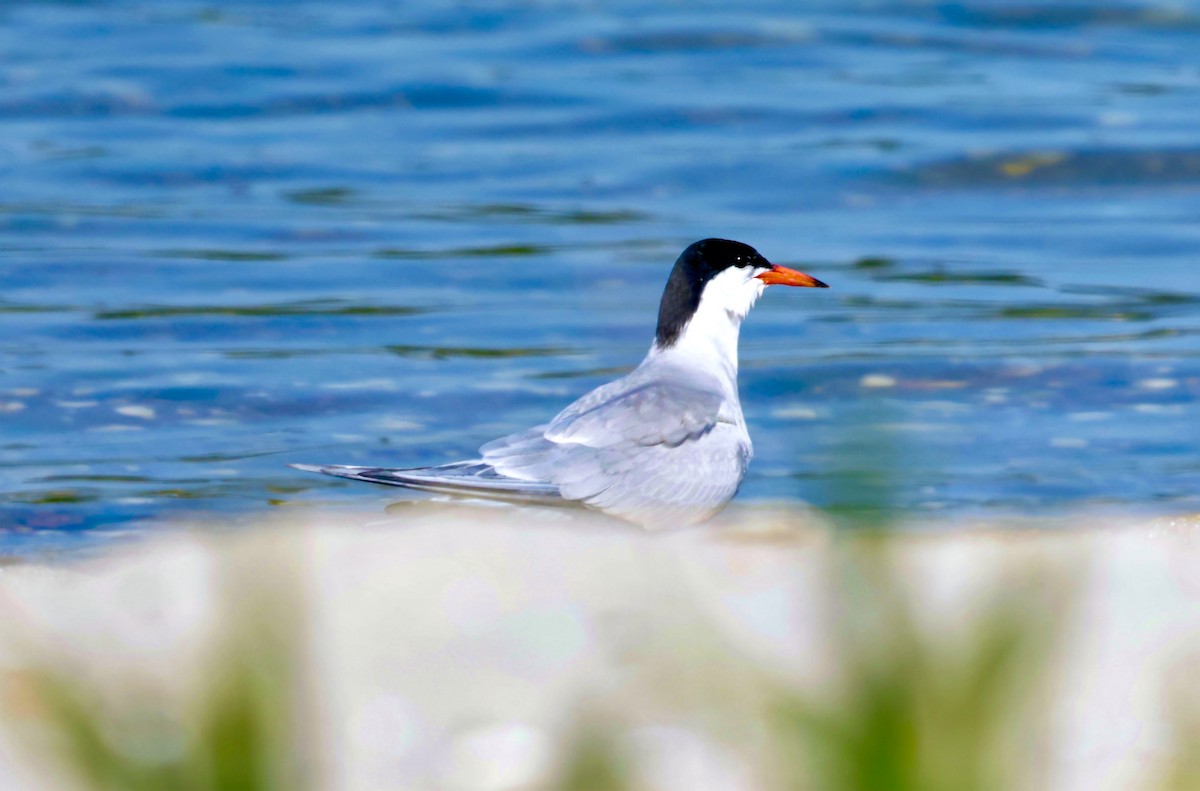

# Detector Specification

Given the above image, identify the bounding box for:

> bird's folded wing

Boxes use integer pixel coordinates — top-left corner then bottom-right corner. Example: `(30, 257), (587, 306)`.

(543, 380), (725, 448)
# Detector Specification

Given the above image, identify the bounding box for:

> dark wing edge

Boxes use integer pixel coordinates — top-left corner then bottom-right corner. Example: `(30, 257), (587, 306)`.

(289, 462), (564, 505)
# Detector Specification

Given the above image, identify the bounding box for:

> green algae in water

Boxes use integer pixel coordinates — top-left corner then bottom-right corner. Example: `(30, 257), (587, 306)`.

(8, 489), (101, 505)
(283, 186), (356, 205)
(876, 270), (1043, 287)
(384, 344), (571, 360)
(94, 301), (427, 320)
(373, 243), (554, 259)
(157, 250), (289, 262)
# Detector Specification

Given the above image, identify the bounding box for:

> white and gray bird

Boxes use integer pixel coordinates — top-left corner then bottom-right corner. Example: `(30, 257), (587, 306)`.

(293, 239), (828, 528)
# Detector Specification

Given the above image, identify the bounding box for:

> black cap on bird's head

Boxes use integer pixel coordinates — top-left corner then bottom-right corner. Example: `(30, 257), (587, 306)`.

(654, 238), (828, 348)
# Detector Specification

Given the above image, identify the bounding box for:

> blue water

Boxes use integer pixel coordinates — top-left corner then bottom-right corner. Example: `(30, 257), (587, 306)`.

(3, 1), (1199, 551)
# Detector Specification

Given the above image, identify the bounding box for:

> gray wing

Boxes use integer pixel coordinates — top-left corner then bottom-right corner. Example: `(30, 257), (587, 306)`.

(482, 371), (751, 527)
(544, 380), (724, 448)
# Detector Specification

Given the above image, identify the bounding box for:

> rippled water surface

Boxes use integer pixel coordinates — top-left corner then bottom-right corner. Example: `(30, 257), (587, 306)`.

(3, 1), (1199, 551)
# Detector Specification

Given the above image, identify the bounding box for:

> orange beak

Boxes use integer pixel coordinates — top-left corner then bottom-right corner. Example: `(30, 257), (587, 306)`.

(756, 264), (829, 288)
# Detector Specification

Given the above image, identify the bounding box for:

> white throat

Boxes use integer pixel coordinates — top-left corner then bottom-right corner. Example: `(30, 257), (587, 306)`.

(648, 267), (766, 387)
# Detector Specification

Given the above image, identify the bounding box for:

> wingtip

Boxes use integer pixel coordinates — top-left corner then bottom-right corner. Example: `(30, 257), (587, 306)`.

(289, 463), (328, 473)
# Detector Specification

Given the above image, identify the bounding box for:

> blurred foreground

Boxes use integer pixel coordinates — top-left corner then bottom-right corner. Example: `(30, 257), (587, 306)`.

(1, 504), (1198, 790)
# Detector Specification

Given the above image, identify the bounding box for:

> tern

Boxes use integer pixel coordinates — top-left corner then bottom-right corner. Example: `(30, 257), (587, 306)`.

(293, 239), (828, 528)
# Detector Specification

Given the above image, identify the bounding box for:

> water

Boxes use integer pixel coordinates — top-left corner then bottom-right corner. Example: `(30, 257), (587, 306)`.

(3, 1), (1199, 552)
